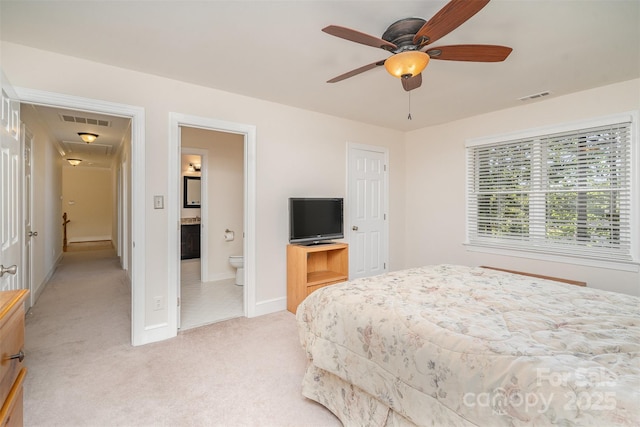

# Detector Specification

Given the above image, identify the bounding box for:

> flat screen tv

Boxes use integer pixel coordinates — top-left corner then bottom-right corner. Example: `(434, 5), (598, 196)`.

(289, 198), (344, 244)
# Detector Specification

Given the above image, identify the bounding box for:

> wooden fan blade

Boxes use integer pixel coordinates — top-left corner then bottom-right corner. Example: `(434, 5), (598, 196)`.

(413, 0), (490, 46)
(323, 25), (397, 50)
(426, 44), (512, 62)
(401, 74), (422, 92)
(327, 60), (386, 83)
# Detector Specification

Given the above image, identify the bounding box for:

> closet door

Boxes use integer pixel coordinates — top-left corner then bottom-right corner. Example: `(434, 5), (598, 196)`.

(348, 144), (388, 280)
(1, 72), (22, 292)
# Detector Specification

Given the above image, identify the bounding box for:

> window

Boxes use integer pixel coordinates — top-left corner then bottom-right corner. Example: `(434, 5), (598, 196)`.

(466, 115), (636, 265)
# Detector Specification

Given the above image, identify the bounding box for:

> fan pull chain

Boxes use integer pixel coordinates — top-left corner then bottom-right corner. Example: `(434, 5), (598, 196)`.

(407, 92), (412, 120)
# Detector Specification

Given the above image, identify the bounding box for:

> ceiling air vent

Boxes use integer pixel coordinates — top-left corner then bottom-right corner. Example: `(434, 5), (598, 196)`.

(518, 91), (551, 102)
(60, 114), (110, 127)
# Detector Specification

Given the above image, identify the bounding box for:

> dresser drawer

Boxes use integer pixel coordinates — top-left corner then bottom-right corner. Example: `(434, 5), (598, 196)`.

(0, 368), (25, 427)
(0, 305), (25, 409)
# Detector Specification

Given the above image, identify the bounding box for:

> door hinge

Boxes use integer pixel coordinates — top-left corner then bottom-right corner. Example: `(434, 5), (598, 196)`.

(384, 164), (387, 171)
(384, 263), (387, 269)
(384, 213), (386, 220)
(177, 297), (180, 307)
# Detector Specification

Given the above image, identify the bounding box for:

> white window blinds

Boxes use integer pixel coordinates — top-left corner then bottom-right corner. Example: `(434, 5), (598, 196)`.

(466, 119), (633, 262)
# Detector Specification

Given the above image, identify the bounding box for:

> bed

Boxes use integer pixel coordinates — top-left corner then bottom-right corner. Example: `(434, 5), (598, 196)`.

(296, 264), (640, 426)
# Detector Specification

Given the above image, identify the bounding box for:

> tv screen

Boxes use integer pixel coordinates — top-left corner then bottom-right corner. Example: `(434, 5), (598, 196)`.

(289, 198), (344, 244)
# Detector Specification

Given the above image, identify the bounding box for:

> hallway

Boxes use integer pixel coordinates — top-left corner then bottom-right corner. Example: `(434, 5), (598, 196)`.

(23, 245), (131, 424)
(26, 246), (130, 353)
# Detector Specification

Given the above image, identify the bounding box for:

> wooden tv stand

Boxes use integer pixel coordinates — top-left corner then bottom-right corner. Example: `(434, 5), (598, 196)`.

(287, 242), (348, 314)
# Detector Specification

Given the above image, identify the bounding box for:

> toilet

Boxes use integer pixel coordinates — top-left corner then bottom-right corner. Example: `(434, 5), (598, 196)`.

(229, 255), (244, 286)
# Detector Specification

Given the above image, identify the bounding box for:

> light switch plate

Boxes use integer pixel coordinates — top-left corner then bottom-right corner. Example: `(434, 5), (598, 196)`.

(154, 195), (164, 209)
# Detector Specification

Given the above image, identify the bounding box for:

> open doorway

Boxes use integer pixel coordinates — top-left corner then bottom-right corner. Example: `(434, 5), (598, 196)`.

(19, 102), (130, 288)
(179, 129), (244, 330)
(14, 87), (147, 345)
(168, 113), (256, 333)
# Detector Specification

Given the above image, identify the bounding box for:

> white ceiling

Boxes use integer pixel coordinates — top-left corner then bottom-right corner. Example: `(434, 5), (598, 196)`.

(2, 0), (639, 135)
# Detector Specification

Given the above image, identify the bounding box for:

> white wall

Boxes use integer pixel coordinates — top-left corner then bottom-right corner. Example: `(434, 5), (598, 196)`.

(62, 166), (113, 242)
(404, 79), (640, 296)
(1, 42), (406, 341)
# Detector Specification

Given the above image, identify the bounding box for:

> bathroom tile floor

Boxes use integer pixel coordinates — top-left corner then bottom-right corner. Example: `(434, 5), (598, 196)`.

(180, 259), (244, 331)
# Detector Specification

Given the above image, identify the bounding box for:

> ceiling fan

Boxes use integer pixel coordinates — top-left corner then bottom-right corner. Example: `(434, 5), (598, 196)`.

(323, 0), (512, 92)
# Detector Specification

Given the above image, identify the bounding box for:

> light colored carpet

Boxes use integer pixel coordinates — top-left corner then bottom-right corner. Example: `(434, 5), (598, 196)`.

(24, 248), (341, 426)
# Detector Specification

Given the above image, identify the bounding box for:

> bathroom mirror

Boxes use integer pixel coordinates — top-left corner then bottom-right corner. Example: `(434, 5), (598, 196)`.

(183, 176), (201, 208)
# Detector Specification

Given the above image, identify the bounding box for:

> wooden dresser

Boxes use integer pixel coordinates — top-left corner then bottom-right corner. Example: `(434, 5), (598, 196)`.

(0, 290), (29, 427)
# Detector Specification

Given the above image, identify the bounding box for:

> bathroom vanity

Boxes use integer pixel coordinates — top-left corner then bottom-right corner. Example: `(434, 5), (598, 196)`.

(181, 219), (201, 260)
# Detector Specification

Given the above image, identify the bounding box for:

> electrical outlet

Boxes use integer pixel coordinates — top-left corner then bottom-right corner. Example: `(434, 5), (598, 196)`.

(153, 296), (163, 311)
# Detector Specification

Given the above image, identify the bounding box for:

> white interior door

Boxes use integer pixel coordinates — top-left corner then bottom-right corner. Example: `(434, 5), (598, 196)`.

(120, 159), (129, 271)
(1, 72), (22, 291)
(23, 126), (35, 308)
(347, 143), (388, 280)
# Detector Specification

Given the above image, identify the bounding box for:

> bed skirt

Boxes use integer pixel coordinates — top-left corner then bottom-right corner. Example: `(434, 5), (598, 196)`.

(302, 364), (477, 427)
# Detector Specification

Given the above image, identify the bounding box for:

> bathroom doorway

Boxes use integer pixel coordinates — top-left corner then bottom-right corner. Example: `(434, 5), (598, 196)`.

(179, 127), (245, 330)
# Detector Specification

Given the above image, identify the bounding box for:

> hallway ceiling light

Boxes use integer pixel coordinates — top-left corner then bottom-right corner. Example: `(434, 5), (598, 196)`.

(67, 159), (82, 166)
(189, 163), (201, 172)
(78, 132), (99, 143)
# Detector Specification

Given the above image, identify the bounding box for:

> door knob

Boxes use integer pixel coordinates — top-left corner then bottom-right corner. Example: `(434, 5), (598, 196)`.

(352, 226), (359, 231)
(29, 231), (38, 237)
(0, 264), (17, 277)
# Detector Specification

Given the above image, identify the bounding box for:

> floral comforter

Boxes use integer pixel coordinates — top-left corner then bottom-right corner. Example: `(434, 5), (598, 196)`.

(296, 264), (640, 426)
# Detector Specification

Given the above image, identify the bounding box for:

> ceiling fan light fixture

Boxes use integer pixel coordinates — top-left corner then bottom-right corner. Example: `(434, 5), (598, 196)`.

(67, 159), (82, 166)
(78, 132), (99, 143)
(384, 51), (430, 79)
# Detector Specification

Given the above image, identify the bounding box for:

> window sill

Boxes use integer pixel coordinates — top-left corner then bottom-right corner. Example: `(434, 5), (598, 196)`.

(464, 243), (640, 273)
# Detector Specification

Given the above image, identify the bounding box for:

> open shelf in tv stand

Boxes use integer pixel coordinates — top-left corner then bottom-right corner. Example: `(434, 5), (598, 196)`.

(286, 242), (348, 314)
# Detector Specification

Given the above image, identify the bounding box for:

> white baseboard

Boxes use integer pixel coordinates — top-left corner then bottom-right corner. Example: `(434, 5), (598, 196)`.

(138, 323), (176, 346)
(252, 296), (286, 317)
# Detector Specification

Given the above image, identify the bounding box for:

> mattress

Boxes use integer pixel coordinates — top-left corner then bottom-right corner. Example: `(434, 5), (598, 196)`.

(296, 264), (640, 426)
